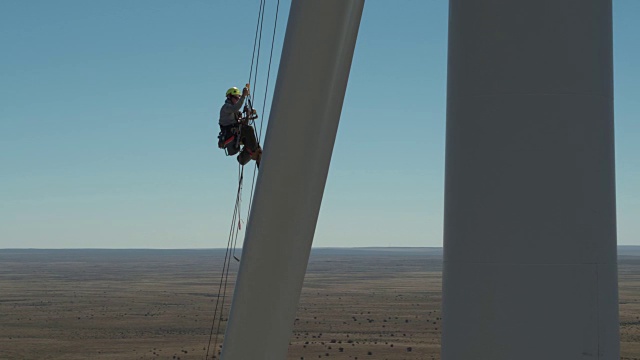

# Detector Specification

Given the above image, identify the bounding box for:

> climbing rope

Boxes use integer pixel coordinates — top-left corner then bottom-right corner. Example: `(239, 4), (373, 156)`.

(246, 0), (280, 222)
(205, 168), (244, 359)
(247, 0), (266, 100)
(205, 0), (283, 358)
(256, 0), (280, 144)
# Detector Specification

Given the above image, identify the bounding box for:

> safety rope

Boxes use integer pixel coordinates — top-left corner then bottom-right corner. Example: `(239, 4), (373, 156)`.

(246, 0), (280, 222)
(205, 0), (267, 358)
(256, 0), (280, 145)
(205, 168), (244, 359)
(247, 0), (266, 95)
(205, 1), (279, 358)
(234, 0), (266, 264)
(246, 0), (266, 110)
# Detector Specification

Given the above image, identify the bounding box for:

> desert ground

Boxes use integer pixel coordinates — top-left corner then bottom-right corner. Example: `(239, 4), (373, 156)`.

(0, 248), (638, 360)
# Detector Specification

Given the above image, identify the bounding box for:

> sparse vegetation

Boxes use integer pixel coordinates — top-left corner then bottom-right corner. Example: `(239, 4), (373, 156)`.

(1, 249), (639, 359)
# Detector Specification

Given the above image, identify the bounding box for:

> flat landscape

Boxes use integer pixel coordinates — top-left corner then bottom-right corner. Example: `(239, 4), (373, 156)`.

(0, 248), (638, 360)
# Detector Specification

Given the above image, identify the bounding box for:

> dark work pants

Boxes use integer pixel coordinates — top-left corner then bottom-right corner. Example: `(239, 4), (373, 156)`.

(237, 124), (261, 166)
(240, 124), (259, 152)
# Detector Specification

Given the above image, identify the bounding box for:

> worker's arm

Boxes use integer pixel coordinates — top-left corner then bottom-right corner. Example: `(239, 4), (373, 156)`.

(229, 95), (246, 112)
(221, 98), (244, 115)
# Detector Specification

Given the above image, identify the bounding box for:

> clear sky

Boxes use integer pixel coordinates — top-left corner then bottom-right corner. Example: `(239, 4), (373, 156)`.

(1, 1), (638, 249)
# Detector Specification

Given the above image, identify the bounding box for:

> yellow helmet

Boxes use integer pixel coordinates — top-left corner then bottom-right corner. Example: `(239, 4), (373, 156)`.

(226, 87), (241, 97)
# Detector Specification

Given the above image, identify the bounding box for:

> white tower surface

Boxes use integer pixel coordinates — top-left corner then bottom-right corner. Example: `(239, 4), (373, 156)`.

(220, 1), (364, 359)
(442, 0), (619, 359)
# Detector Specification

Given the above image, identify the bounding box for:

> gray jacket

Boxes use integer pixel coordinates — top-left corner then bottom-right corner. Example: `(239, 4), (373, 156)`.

(219, 96), (246, 127)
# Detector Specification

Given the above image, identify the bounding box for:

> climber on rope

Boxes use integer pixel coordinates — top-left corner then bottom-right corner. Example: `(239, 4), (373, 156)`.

(218, 85), (262, 167)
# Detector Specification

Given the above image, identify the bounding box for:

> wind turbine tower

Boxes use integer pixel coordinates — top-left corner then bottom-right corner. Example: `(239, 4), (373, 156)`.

(443, 0), (618, 358)
(221, 0), (619, 359)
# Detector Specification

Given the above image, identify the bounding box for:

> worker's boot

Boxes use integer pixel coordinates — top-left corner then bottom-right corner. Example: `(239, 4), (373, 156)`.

(251, 146), (262, 167)
(237, 148), (251, 166)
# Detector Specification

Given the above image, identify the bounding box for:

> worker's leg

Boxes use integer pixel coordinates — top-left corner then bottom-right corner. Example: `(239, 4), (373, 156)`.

(241, 124), (259, 152)
(237, 125), (261, 166)
(237, 150), (252, 165)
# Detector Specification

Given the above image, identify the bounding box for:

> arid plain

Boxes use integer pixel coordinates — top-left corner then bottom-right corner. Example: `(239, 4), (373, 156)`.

(0, 248), (638, 360)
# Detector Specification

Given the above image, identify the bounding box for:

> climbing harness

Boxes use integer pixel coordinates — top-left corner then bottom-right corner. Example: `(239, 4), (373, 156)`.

(217, 125), (240, 156)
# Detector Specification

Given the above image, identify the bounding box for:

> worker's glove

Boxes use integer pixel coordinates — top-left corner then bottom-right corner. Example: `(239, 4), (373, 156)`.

(242, 87), (249, 97)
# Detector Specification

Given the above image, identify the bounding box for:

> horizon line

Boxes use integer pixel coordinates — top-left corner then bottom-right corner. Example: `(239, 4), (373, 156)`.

(1, 245), (639, 250)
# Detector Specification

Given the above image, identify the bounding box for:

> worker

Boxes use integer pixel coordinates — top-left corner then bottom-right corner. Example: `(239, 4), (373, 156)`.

(218, 86), (262, 166)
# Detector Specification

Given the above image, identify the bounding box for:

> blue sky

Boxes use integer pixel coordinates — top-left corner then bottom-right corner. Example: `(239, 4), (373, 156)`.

(1, 1), (638, 248)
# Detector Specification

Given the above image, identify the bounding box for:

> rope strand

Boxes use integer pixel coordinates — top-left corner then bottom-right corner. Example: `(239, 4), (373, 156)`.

(247, 0), (265, 88)
(206, 1), (279, 357)
(206, 167), (244, 359)
(247, 0), (280, 221)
